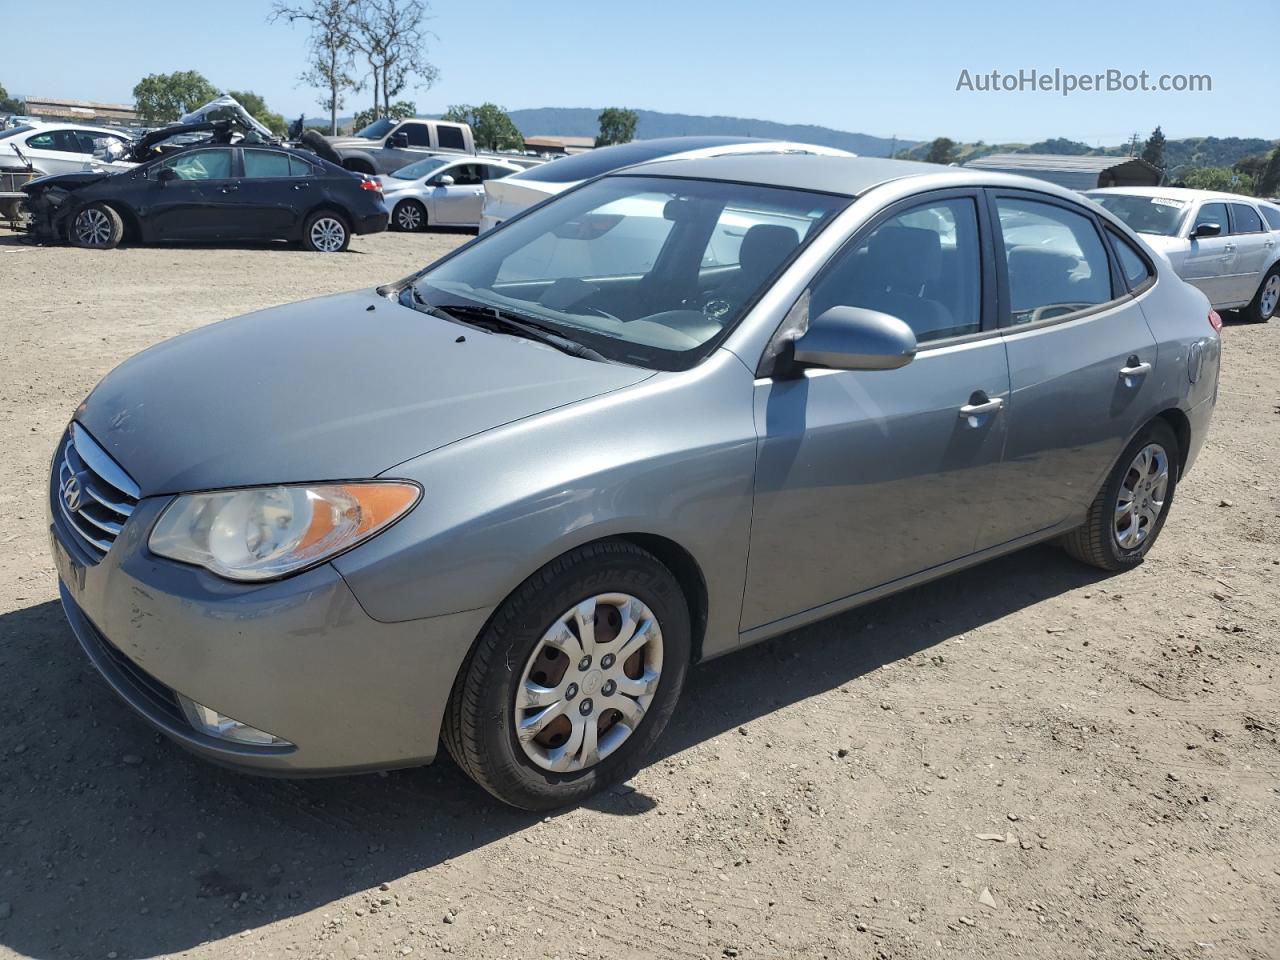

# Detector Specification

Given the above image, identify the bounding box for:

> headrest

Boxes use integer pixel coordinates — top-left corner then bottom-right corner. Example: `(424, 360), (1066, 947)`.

(739, 224), (800, 278)
(865, 225), (942, 291)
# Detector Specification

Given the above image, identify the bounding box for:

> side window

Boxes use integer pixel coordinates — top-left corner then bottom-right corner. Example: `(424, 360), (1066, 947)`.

(1193, 202), (1228, 234)
(288, 156), (314, 177)
(160, 149), (232, 181)
(809, 196), (982, 343)
(484, 164), (512, 181)
(1107, 228), (1154, 291)
(402, 123), (431, 147)
(446, 164), (483, 186)
(1230, 203), (1264, 234)
(25, 131), (59, 150)
(243, 150), (296, 178)
(996, 197), (1113, 325)
(1261, 205), (1280, 232)
(436, 124), (466, 150)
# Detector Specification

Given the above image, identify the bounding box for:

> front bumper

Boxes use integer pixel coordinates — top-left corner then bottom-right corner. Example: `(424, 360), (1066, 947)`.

(51, 494), (488, 776)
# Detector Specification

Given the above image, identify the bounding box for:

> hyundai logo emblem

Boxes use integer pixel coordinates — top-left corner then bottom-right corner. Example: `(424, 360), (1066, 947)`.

(63, 475), (83, 513)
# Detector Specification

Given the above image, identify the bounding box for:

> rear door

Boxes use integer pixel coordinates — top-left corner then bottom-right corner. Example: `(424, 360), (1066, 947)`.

(1181, 201), (1237, 306)
(1227, 202), (1271, 304)
(237, 149), (319, 238)
(979, 189), (1158, 549)
(743, 189), (1010, 630)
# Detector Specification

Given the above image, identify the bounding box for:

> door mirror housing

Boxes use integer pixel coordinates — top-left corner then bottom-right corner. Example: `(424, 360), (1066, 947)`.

(791, 306), (918, 372)
(1192, 221), (1222, 239)
(154, 166), (178, 185)
(433, 174), (455, 187)
(389, 131), (410, 148)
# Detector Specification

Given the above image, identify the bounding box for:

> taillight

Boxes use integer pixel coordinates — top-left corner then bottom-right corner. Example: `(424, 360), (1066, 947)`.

(1208, 309), (1223, 332)
(360, 179), (382, 193)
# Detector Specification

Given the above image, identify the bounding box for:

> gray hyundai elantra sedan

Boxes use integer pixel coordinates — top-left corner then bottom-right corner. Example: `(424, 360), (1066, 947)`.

(50, 154), (1220, 809)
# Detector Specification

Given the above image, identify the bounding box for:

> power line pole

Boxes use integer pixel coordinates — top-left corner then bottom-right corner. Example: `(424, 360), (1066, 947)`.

(1128, 132), (1141, 157)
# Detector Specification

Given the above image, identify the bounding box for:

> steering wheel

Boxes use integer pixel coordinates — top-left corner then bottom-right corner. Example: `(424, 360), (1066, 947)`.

(683, 290), (734, 323)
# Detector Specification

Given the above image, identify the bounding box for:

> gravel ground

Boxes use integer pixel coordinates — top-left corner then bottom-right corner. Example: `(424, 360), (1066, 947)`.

(0, 226), (1277, 960)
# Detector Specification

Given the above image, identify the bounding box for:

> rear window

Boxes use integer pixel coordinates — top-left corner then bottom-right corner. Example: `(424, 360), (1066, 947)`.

(513, 138), (759, 184)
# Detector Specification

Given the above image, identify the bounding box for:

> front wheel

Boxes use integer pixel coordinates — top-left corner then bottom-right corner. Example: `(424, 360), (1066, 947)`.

(392, 199), (426, 232)
(69, 203), (123, 249)
(443, 540), (690, 810)
(303, 211), (350, 252)
(1061, 419), (1179, 571)
(1242, 266), (1280, 323)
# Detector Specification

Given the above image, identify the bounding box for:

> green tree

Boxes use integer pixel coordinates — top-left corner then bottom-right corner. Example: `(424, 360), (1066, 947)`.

(351, 100), (416, 132)
(0, 81), (23, 115)
(132, 71), (219, 125)
(1141, 125), (1166, 170)
(226, 90), (288, 136)
(924, 137), (958, 165)
(1177, 165), (1250, 194)
(595, 107), (638, 147)
(1257, 146), (1280, 198)
(270, 0), (361, 135)
(442, 103), (524, 152)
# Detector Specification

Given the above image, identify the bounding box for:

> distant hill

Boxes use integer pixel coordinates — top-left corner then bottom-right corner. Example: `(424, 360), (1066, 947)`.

(505, 108), (911, 157)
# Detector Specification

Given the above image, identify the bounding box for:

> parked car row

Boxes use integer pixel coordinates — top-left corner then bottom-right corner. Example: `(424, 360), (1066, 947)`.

(1086, 187), (1280, 323)
(50, 151), (1221, 809)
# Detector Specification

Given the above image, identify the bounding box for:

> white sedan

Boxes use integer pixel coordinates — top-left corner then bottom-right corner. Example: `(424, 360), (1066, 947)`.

(1087, 187), (1280, 323)
(379, 155), (524, 231)
(479, 137), (855, 234)
(0, 122), (135, 177)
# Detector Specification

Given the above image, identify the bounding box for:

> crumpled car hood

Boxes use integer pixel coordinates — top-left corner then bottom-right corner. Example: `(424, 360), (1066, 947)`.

(76, 289), (653, 495)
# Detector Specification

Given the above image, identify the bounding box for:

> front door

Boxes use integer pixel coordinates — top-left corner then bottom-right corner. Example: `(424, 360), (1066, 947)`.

(743, 191), (1010, 631)
(432, 164), (487, 225)
(145, 148), (239, 240)
(1181, 201), (1237, 307)
(979, 190), (1159, 548)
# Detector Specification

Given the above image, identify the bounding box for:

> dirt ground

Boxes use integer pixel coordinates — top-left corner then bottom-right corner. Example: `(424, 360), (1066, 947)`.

(0, 225), (1277, 960)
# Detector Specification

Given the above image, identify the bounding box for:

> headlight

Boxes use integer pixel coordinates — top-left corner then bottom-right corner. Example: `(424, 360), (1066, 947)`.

(149, 482), (420, 581)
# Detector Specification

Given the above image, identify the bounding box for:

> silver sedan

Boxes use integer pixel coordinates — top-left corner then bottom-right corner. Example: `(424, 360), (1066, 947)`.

(380, 155), (523, 231)
(50, 155), (1220, 809)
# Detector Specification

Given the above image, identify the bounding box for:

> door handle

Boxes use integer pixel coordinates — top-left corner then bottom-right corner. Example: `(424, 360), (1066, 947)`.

(1223, 243), (1236, 252)
(292, 182), (311, 190)
(958, 395), (1004, 419)
(219, 185), (239, 194)
(1119, 359), (1152, 378)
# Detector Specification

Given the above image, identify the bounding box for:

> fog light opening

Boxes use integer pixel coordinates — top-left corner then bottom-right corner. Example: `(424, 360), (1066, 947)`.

(178, 697), (292, 746)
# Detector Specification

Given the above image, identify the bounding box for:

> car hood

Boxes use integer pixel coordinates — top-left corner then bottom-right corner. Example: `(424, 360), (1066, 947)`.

(22, 171), (114, 195)
(76, 289), (653, 496)
(324, 136), (384, 150)
(1137, 233), (1188, 253)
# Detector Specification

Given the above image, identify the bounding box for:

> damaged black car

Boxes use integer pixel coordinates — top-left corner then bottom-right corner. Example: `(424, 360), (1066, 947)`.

(22, 120), (389, 252)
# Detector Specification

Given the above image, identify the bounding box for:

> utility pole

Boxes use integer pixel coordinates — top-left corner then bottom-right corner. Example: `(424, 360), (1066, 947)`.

(1128, 132), (1141, 157)
(889, 134), (897, 159)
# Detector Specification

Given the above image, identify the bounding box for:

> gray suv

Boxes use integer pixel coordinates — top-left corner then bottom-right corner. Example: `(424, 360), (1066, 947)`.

(49, 155), (1220, 809)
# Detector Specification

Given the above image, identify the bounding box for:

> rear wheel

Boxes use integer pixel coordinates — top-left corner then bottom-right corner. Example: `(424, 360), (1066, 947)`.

(69, 203), (123, 249)
(1242, 265), (1280, 323)
(1061, 419), (1179, 571)
(303, 211), (350, 252)
(443, 540), (690, 810)
(392, 199), (426, 232)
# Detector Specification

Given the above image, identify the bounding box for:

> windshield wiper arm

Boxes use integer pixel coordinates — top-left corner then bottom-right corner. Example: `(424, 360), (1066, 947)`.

(407, 290), (606, 362)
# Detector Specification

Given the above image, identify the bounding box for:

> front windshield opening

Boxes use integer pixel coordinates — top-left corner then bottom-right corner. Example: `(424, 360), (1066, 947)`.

(411, 175), (848, 370)
(1087, 193), (1188, 237)
(354, 117), (396, 140)
(392, 156), (450, 180)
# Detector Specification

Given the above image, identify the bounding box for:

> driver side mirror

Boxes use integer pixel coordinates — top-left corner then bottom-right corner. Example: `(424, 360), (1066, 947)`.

(389, 131), (410, 148)
(1192, 222), (1222, 239)
(433, 174), (455, 187)
(791, 306), (917, 372)
(154, 166), (178, 185)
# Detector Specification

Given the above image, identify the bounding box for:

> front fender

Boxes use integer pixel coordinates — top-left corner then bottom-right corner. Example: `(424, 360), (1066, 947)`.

(332, 350), (759, 660)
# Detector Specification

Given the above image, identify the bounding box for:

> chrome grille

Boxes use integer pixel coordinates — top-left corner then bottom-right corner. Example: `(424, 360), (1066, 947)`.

(53, 424), (140, 563)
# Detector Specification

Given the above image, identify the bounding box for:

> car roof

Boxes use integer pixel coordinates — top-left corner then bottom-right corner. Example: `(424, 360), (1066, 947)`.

(24, 122), (128, 135)
(612, 153), (980, 197)
(1087, 186), (1260, 204)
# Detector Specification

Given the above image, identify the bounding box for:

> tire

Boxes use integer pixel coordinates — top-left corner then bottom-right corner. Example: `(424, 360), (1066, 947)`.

(443, 539), (691, 810)
(392, 199), (426, 232)
(69, 203), (123, 249)
(1061, 419), (1179, 571)
(1242, 265), (1280, 323)
(302, 211), (350, 252)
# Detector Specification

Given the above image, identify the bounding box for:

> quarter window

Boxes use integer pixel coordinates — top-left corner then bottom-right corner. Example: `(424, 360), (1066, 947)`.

(1261, 205), (1280, 231)
(808, 197), (982, 343)
(996, 197), (1113, 325)
(1230, 203), (1264, 234)
(436, 125), (466, 150)
(1107, 228), (1154, 290)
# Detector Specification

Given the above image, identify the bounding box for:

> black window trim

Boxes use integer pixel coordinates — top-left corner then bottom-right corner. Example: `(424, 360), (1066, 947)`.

(985, 186), (1134, 334)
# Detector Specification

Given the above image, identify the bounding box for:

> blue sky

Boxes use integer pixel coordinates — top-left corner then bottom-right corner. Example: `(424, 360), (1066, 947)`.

(4, 0), (1272, 144)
